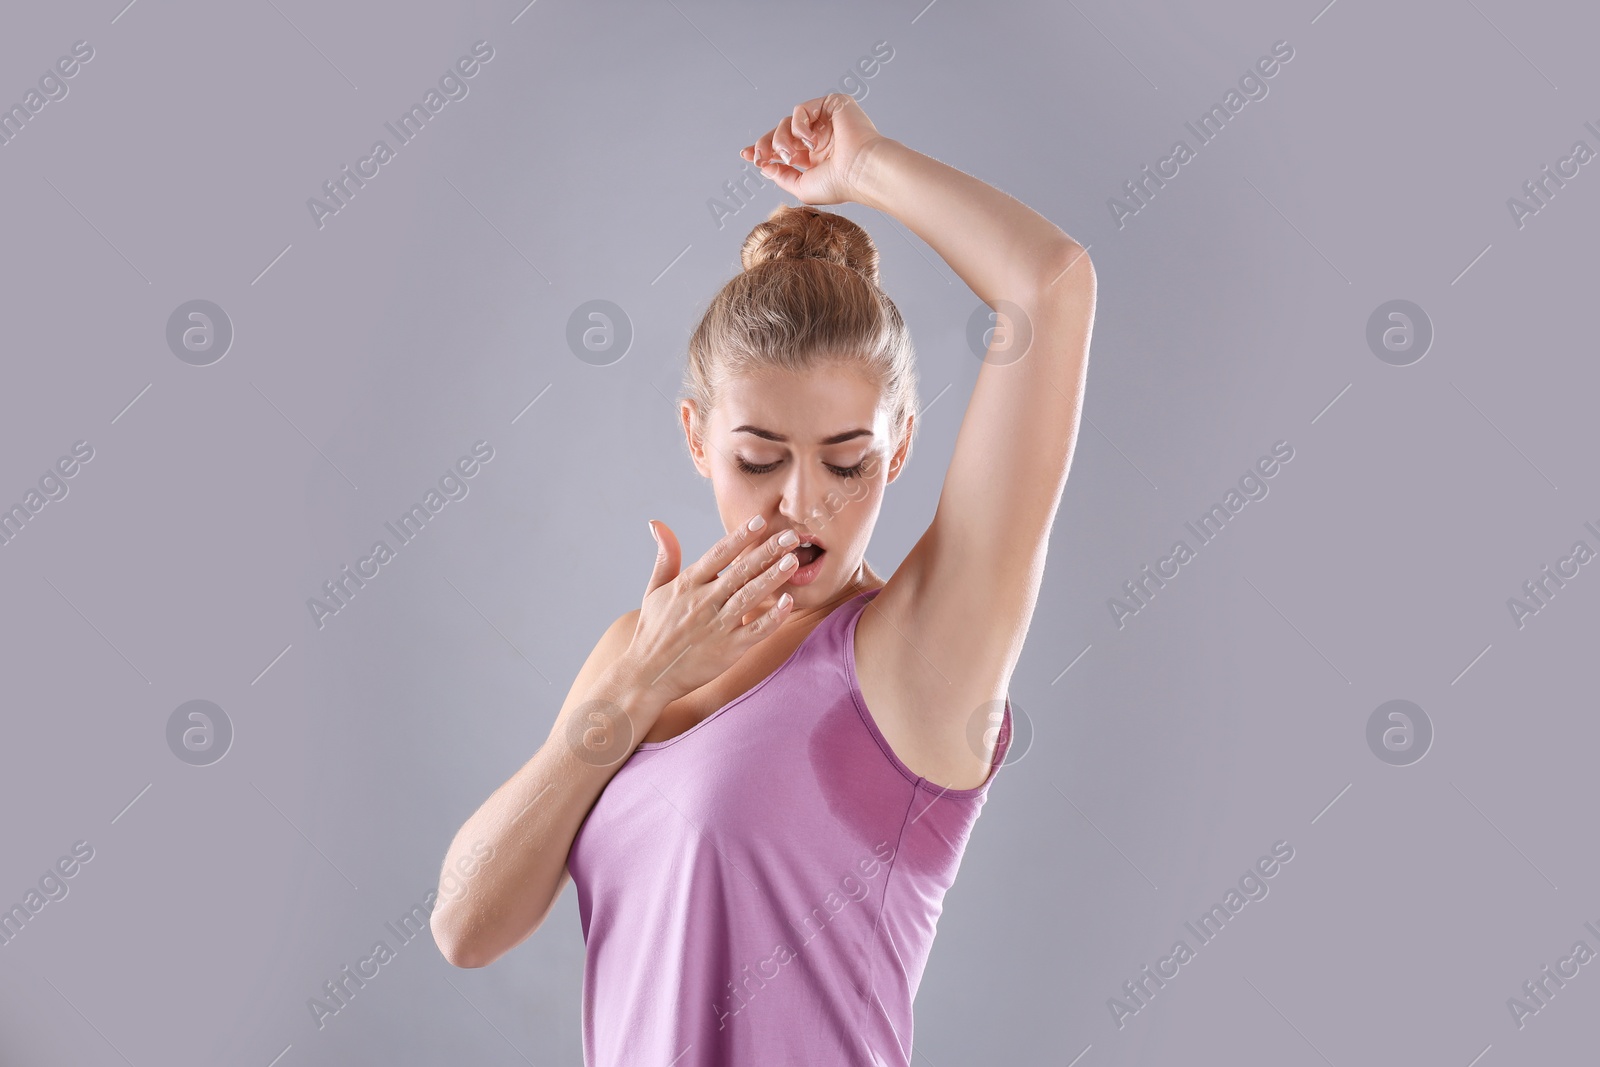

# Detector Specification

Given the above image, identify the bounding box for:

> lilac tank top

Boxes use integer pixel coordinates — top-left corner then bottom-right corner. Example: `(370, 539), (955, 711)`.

(566, 587), (1013, 1066)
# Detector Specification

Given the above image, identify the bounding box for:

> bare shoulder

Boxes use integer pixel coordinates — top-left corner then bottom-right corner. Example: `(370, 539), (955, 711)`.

(591, 607), (640, 671)
(609, 607), (641, 647)
(854, 546), (1031, 791)
(596, 608), (640, 674)
(551, 607), (639, 885)
(555, 607), (640, 720)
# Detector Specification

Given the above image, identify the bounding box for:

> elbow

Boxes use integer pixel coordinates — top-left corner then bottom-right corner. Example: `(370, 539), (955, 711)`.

(1040, 240), (1094, 295)
(437, 941), (490, 970)
(429, 863), (565, 968)
(431, 908), (493, 970)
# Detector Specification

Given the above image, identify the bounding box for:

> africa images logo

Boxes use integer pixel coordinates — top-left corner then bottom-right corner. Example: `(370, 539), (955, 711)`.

(1108, 840), (1296, 1029)
(1108, 441), (1295, 629)
(306, 40), (495, 230)
(307, 441), (494, 630)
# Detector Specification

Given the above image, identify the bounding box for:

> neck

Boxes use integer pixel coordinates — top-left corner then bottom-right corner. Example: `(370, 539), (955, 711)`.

(810, 562), (882, 617)
(749, 561), (882, 627)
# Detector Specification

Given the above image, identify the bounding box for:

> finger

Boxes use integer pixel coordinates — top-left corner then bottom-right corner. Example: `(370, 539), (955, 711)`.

(734, 586), (795, 643)
(791, 102), (818, 147)
(643, 520), (680, 596)
(771, 116), (803, 165)
(820, 91), (857, 119)
(789, 94), (834, 142)
(815, 92), (859, 149)
(684, 514), (771, 585)
(710, 524), (790, 601)
(754, 156), (804, 195)
(787, 96), (839, 159)
(752, 129), (777, 166)
(713, 525), (799, 603)
(722, 547), (799, 621)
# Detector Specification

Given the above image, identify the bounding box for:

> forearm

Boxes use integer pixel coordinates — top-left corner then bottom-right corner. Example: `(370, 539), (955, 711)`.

(430, 662), (669, 968)
(850, 137), (1085, 303)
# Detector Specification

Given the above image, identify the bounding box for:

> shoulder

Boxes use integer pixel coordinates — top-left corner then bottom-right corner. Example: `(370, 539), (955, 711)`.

(558, 608), (641, 713)
(610, 607), (641, 640)
(596, 608), (639, 666)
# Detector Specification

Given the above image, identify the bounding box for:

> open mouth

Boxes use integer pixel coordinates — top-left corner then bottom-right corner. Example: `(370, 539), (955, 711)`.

(795, 543), (824, 566)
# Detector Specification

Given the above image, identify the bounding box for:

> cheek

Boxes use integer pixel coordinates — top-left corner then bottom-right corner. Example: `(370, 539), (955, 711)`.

(831, 481), (881, 533)
(823, 486), (858, 517)
(714, 464), (760, 498)
(710, 466), (768, 524)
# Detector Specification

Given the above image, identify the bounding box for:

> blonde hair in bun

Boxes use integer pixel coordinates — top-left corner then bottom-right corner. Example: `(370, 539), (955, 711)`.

(681, 203), (919, 473)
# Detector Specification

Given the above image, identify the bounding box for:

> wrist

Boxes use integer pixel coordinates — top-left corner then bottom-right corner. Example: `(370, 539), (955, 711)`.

(594, 658), (673, 730)
(545, 660), (673, 770)
(849, 136), (911, 213)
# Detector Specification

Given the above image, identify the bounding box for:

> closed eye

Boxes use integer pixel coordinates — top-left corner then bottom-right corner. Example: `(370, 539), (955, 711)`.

(737, 458), (866, 479)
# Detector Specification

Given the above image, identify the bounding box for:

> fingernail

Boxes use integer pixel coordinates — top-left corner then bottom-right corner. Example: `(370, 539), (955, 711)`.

(778, 529), (798, 547)
(747, 514), (766, 532)
(647, 520), (659, 544)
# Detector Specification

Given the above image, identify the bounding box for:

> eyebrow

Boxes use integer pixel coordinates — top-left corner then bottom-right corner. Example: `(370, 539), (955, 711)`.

(732, 425), (874, 446)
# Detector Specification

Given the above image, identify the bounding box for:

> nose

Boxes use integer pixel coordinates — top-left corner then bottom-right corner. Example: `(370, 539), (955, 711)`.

(776, 460), (827, 532)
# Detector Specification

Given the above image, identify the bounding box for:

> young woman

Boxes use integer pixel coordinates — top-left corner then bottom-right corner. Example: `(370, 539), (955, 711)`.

(431, 93), (1095, 1065)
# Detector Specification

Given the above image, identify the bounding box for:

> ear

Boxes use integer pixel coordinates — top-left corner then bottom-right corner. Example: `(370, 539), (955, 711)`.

(681, 400), (711, 478)
(886, 412), (914, 484)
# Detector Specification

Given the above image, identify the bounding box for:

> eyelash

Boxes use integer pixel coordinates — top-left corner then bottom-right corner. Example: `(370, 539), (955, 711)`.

(737, 458), (867, 479)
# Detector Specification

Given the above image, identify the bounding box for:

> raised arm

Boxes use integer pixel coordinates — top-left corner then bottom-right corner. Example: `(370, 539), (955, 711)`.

(748, 97), (1095, 750)
(854, 136), (1094, 671)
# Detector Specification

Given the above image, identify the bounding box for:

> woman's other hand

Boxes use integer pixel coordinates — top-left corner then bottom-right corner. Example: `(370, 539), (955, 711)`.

(624, 516), (800, 705)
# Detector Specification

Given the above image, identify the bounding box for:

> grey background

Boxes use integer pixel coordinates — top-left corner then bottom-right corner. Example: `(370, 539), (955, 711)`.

(1, 0), (1596, 1064)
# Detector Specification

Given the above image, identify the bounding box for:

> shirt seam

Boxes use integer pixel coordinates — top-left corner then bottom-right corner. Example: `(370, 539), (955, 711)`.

(857, 782), (918, 1059)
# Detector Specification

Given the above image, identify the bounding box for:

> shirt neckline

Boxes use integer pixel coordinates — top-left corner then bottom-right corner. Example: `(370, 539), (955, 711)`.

(632, 589), (877, 751)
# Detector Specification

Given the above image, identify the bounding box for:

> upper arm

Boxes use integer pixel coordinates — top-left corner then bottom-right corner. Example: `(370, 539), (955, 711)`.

(544, 605), (642, 776)
(889, 244), (1096, 688)
(529, 606), (639, 928)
